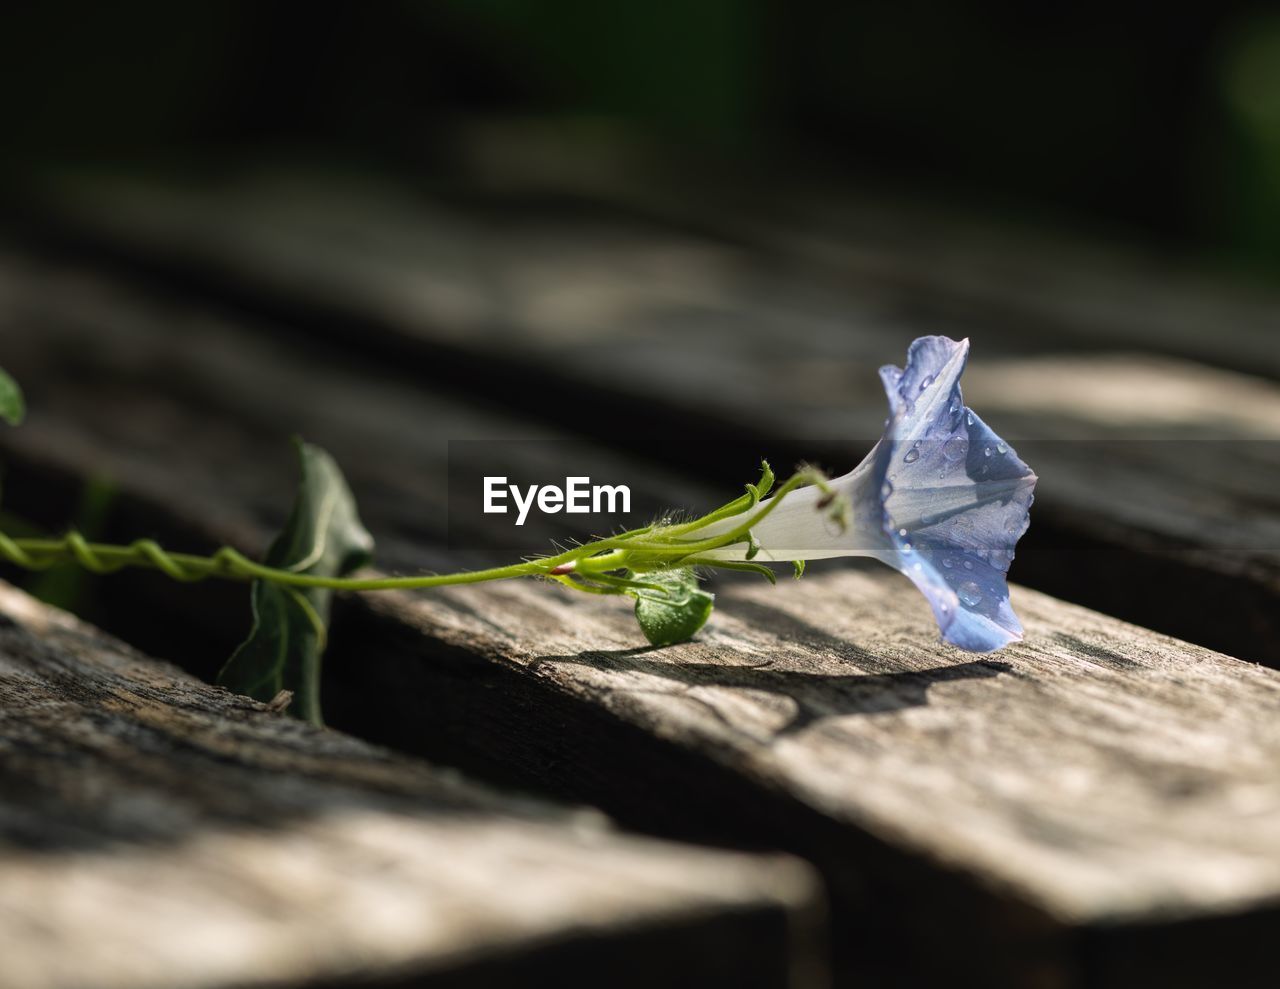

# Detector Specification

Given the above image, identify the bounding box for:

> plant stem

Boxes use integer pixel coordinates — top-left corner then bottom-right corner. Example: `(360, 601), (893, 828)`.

(0, 466), (832, 596)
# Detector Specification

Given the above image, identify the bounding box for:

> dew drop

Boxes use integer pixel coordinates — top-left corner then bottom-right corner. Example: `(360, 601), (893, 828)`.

(898, 527), (908, 537)
(919, 374), (934, 391)
(881, 482), (893, 499)
(903, 447), (920, 464)
(957, 581), (982, 607)
(984, 446), (991, 457)
(940, 602), (949, 613)
(942, 557), (953, 569)
(942, 435), (968, 461)
(966, 411), (974, 426)
(913, 563), (923, 573)
(963, 560), (974, 571)
(997, 442), (1007, 454)
(902, 542), (913, 553)
(938, 469), (946, 479)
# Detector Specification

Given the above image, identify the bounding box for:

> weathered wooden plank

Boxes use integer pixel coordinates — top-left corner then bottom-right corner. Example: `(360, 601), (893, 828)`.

(330, 570), (1280, 977)
(8, 466), (1280, 986)
(450, 121), (1280, 380)
(2, 252), (1279, 985)
(17, 160), (1280, 382)
(0, 581), (821, 989)
(2, 236), (1278, 664)
(336, 571), (1280, 987)
(0, 246), (710, 564)
(346, 572), (1280, 923)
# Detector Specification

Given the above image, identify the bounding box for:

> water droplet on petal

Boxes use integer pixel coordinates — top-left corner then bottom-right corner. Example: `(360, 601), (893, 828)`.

(957, 581), (982, 607)
(919, 374), (934, 391)
(902, 542), (913, 553)
(913, 563), (923, 572)
(997, 442), (1007, 454)
(942, 436), (968, 461)
(942, 557), (953, 569)
(963, 560), (974, 571)
(880, 482), (893, 499)
(966, 411), (974, 426)
(940, 602), (949, 613)
(903, 448), (920, 464)
(984, 446), (991, 457)
(898, 527), (908, 537)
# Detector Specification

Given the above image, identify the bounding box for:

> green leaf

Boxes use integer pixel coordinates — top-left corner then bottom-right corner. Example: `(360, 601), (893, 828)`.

(217, 439), (374, 724)
(752, 459), (775, 499)
(630, 568), (714, 647)
(0, 367), (25, 426)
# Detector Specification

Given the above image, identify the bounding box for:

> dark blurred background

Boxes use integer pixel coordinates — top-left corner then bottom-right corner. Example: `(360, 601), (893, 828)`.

(3, 0), (1279, 270)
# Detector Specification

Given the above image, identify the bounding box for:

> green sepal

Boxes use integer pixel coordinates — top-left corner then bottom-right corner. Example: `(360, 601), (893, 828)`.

(217, 439), (374, 724)
(629, 567), (714, 647)
(744, 459), (775, 506)
(700, 559), (777, 585)
(792, 559), (806, 579)
(0, 367), (25, 426)
(754, 460), (775, 499)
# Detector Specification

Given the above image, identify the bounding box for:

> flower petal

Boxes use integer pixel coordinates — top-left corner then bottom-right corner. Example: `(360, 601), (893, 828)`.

(696, 334), (1035, 653)
(873, 336), (1036, 651)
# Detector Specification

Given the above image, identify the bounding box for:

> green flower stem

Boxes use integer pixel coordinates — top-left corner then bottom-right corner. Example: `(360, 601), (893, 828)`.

(640, 461), (776, 541)
(614, 468), (842, 561)
(0, 465), (836, 597)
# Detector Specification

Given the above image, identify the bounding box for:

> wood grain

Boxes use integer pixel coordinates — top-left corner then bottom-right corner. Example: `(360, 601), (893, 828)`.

(349, 571), (1280, 928)
(0, 581), (821, 989)
(450, 121), (1280, 380)
(2, 251), (1279, 984)
(315, 569), (1280, 988)
(0, 246), (711, 569)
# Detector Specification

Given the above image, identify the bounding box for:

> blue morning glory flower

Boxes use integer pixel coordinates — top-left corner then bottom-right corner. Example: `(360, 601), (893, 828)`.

(709, 336), (1037, 652)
